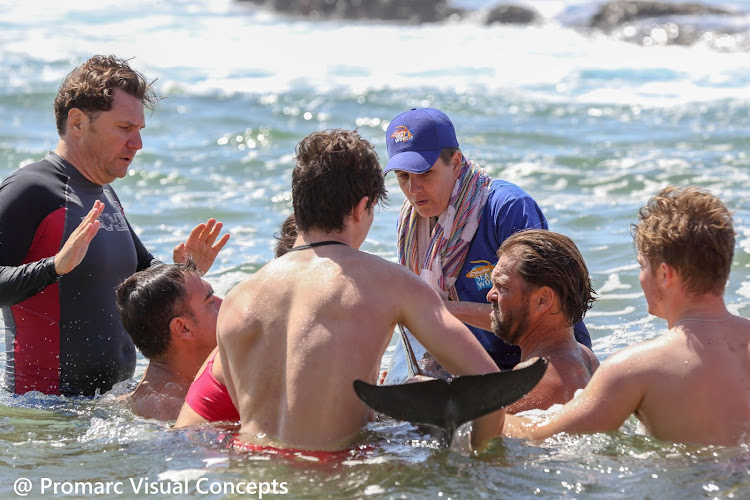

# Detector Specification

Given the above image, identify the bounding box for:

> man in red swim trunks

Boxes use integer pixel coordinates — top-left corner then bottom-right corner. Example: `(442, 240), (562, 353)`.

(217, 129), (504, 452)
(173, 214), (299, 428)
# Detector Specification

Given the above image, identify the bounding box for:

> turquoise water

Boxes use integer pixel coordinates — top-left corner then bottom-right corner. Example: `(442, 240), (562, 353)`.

(2, 0), (750, 497)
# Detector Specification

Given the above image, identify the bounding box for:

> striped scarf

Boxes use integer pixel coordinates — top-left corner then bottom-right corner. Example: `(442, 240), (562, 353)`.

(397, 155), (492, 300)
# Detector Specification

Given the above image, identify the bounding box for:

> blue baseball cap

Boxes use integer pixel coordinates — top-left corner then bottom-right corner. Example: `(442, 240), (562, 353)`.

(384, 108), (459, 175)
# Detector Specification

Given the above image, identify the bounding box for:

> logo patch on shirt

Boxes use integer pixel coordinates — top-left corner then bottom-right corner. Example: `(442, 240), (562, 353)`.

(390, 126), (414, 143)
(465, 260), (494, 291)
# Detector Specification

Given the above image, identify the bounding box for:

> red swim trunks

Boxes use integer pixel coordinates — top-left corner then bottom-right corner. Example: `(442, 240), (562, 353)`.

(230, 437), (373, 464)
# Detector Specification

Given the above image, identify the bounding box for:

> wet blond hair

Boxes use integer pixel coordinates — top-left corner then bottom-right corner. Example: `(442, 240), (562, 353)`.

(632, 185), (735, 296)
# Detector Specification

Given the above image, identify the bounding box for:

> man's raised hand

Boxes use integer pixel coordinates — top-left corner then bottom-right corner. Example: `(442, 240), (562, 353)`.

(173, 218), (230, 274)
(54, 200), (104, 275)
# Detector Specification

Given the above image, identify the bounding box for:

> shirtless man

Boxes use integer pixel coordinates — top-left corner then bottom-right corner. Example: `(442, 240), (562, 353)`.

(487, 230), (599, 414)
(174, 215), (298, 428)
(115, 262), (221, 420)
(217, 129), (503, 451)
(503, 186), (750, 446)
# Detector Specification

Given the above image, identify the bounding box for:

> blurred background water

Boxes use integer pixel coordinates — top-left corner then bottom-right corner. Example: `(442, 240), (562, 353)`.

(1, 0), (750, 498)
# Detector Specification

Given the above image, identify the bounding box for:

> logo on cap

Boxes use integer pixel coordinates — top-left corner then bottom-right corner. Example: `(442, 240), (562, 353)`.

(390, 126), (414, 144)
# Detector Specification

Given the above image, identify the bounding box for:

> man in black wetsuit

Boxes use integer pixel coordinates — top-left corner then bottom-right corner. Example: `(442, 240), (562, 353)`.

(0, 55), (229, 397)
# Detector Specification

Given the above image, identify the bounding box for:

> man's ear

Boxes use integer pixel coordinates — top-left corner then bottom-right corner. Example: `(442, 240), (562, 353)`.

(659, 261), (677, 287)
(531, 286), (556, 315)
(66, 108), (86, 137)
(351, 196), (370, 223)
(169, 315), (193, 341)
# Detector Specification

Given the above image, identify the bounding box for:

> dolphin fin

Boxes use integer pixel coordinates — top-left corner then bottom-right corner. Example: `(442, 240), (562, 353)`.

(354, 357), (547, 438)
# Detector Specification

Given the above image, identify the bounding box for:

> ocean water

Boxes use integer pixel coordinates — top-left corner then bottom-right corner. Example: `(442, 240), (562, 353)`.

(1, 0), (750, 497)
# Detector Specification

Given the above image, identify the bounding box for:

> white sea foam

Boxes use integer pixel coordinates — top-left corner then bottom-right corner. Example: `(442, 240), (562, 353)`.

(2, 0), (749, 106)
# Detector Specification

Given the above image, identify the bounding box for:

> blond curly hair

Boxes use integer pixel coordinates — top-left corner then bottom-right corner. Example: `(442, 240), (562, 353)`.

(632, 185), (735, 296)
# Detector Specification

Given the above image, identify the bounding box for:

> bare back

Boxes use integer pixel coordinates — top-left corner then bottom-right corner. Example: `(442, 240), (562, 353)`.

(634, 318), (750, 444)
(507, 341), (599, 415)
(520, 316), (750, 446)
(218, 245), (499, 451)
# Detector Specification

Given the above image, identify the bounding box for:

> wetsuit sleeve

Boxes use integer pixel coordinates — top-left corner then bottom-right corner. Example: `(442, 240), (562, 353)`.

(0, 258), (60, 306)
(0, 168), (65, 306)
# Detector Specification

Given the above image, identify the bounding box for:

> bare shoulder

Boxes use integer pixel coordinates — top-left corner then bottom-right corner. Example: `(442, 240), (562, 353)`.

(580, 345), (600, 374)
(595, 335), (672, 382)
(350, 252), (437, 295)
(130, 384), (184, 421)
(724, 316), (750, 344)
(216, 274), (265, 341)
(357, 251), (410, 275)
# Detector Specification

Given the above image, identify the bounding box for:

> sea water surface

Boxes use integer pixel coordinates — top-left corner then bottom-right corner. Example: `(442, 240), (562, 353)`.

(1, 0), (750, 498)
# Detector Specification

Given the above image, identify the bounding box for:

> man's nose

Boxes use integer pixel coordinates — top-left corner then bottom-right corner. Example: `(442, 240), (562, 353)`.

(128, 130), (143, 150)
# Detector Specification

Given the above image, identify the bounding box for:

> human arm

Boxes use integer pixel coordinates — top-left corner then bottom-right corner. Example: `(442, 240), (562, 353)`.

(502, 349), (647, 440)
(489, 183), (549, 242)
(398, 274), (504, 449)
(174, 348), (241, 429)
(0, 260), (61, 306)
(0, 201), (103, 306)
(444, 300), (492, 330)
(173, 218), (230, 274)
(174, 402), (210, 428)
(215, 286), (247, 422)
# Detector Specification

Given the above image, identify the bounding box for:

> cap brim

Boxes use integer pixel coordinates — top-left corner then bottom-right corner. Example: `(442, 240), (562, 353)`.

(383, 149), (441, 175)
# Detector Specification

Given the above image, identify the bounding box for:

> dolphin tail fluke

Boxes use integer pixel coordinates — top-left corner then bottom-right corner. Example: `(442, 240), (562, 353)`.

(353, 357), (547, 439)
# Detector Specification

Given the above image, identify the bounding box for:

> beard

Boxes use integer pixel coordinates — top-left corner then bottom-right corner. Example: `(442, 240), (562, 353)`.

(490, 303), (530, 347)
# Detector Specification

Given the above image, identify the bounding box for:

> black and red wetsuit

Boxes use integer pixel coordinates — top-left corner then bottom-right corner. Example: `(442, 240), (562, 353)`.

(0, 152), (157, 396)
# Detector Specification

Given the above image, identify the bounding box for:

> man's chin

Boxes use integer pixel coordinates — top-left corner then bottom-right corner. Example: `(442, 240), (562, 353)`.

(489, 319), (503, 340)
(490, 322), (516, 346)
(114, 164), (131, 179)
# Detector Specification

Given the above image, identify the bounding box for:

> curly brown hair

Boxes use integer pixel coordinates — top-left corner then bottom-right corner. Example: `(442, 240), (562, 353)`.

(632, 185), (735, 296)
(54, 54), (158, 136)
(498, 229), (596, 326)
(292, 129), (387, 233)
